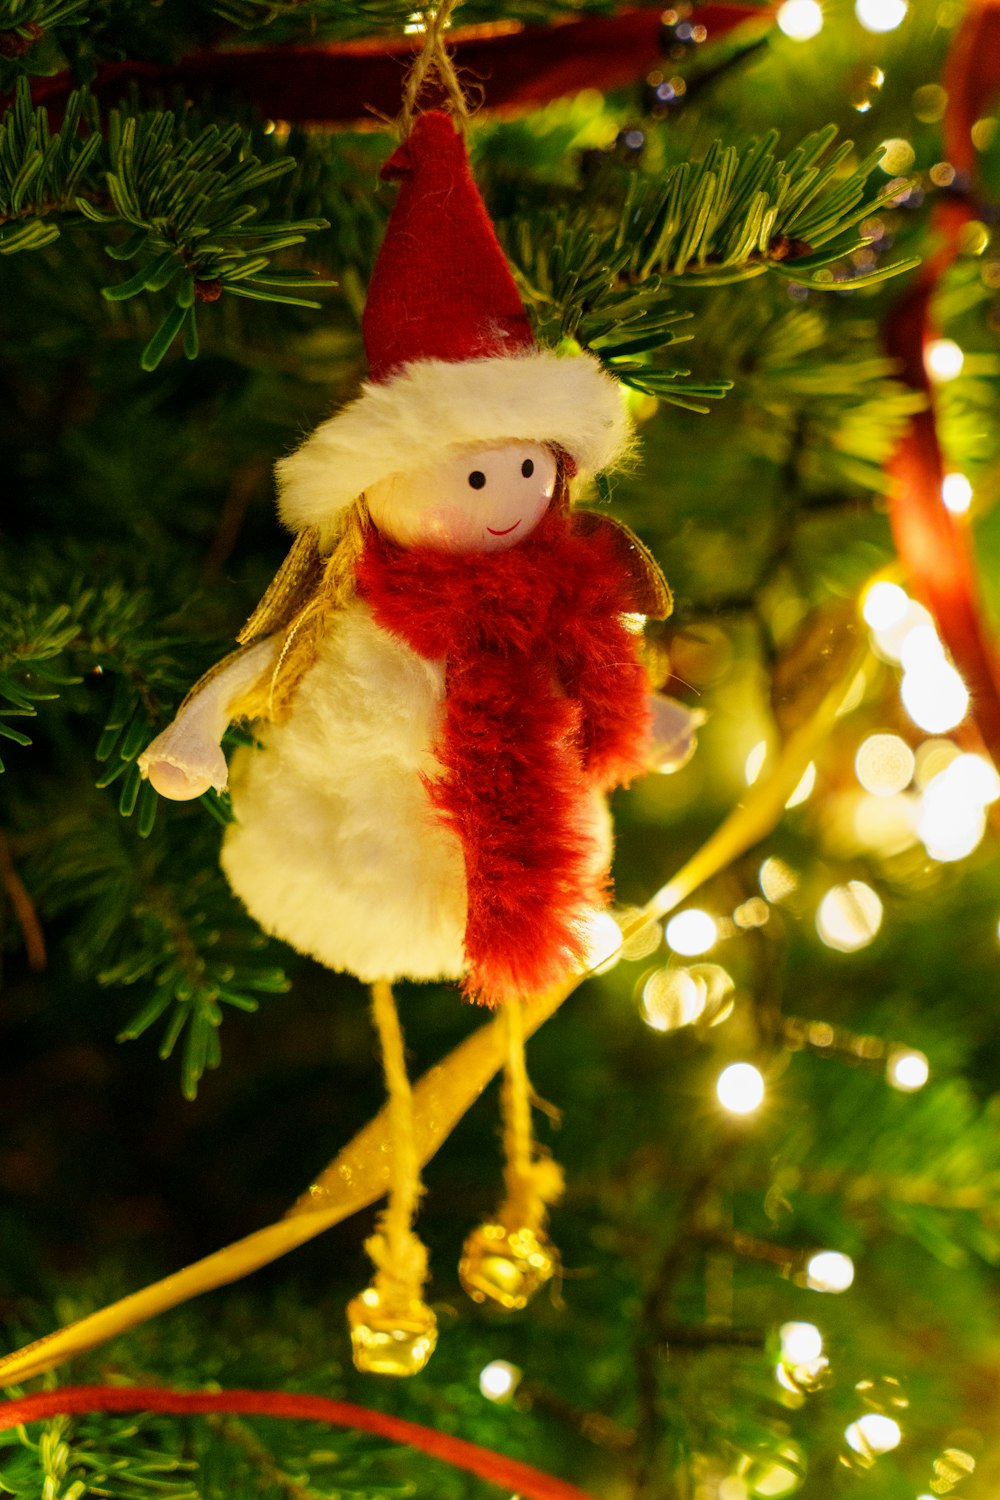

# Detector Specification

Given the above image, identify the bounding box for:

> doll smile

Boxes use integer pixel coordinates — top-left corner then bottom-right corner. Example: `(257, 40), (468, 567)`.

(486, 519), (521, 536)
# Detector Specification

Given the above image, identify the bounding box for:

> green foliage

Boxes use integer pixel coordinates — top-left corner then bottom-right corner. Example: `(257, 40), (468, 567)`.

(507, 124), (918, 412)
(0, 78), (333, 366)
(0, 597), (80, 771)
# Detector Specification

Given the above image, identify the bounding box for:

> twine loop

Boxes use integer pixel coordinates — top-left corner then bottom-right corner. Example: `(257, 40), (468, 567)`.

(398, 0), (470, 139)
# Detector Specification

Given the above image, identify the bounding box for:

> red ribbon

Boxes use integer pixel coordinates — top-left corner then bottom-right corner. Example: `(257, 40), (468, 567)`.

(0, 1384), (597, 1500)
(24, 7), (769, 124)
(883, 0), (1000, 767)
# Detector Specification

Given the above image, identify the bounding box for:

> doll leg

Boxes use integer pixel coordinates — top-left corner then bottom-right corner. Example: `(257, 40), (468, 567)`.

(347, 980), (437, 1376)
(458, 999), (561, 1311)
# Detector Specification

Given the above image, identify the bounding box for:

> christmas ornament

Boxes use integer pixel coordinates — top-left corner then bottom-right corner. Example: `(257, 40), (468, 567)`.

(139, 106), (683, 1368)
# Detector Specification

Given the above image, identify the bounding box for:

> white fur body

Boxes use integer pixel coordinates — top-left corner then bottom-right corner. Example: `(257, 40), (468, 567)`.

(221, 602), (468, 983)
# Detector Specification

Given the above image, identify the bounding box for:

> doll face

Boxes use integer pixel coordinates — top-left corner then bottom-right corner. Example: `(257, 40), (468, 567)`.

(365, 442), (557, 553)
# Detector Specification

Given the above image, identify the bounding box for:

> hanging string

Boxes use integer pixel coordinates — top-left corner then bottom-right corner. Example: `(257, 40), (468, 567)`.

(398, 0), (470, 139)
(500, 998), (563, 1230)
(365, 979), (429, 1309)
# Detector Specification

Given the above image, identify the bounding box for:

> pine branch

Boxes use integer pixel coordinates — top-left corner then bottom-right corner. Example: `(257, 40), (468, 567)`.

(0, 596), (80, 771)
(21, 807), (290, 1099)
(506, 125), (919, 412)
(0, 77), (333, 367)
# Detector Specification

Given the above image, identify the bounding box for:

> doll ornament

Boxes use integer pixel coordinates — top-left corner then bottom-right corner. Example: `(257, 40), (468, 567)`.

(140, 111), (695, 1373)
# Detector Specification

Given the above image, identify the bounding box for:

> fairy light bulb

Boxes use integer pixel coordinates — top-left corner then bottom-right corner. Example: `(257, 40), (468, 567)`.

(855, 0), (907, 29)
(901, 658), (969, 734)
(925, 339), (964, 381)
(862, 581), (908, 632)
(777, 0), (824, 37)
(942, 473), (973, 513)
(716, 1062), (765, 1115)
(887, 1047), (929, 1091)
(479, 1360), (521, 1401)
(780, 1322), (823, 1364)
(666, 909), (718, 956)
(845, 1414), (902, 1456)
(918, 754), (997, 862)
(806, 1250), (854, 1292)
(641, 967), (705, 1031)
(785, 761), (816, 808)
(855, 734), (915, 796)
(816, 882), (882, 952)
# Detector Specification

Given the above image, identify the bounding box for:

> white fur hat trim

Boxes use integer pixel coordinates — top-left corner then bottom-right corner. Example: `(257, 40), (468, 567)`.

(276, 348), (632, 538)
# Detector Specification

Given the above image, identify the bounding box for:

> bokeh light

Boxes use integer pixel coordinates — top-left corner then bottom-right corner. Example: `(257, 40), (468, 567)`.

(666, 909), (718, 956)
(862, 581), (908, 632)
(777, 0), (824, 37)
(786, 761), (816, 808)
(925, 338), (964, 381)
(855, 734), (915, 796)
(844, 1414), (902, 1456)
(717, 1062), (765, 1114)
(901, 658), (968, 733)
(855, 0), (907, 29)
(887, 1047), (930, 1091)
(479, 1360), (521, 1401)
(816, 882), (883, 952)
(760, 857), (798, 902)
(641, 968), (704, 1031)
(806, 1250), (855, 1292)
(942, 472), (973, 513)
(780, 1322), (823, 1364)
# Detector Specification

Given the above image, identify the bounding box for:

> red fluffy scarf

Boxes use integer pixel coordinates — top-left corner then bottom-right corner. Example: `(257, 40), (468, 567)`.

(356, 506), (651, 1004)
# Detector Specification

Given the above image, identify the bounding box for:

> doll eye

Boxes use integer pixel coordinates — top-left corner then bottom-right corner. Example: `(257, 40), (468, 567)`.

(521, 458), (534, 478)
(468, 470), (486, 490)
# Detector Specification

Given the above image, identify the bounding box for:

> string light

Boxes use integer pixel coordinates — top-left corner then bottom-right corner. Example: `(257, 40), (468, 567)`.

(479, 1360), (521, 1401)
(666, 909), (718, 956)
(780, 1322), (823, 1364)
(716, 1062), (765, 1114)
(869, 596), (935, 665)
(641, 968), (705, 1031)
(806, 1250), (854, 1292)
(886, 1047), (930, 1091)
(856, 0), (907, 29)
(918, 753), (997, 861)
(855, 734), (915, 796)
(688, 963), (737, 1025)
(879, 138), (916, 174)
(777, 0), (824, 38)
(901, 656), (969, 733)
(844, 1414), (902, 1457)
(816, 882), (883, 952)
(759, 857), (798, 903)
(925, 338), (964, 381)
(734, 897), (770, 929)
(942, 473), (973, 513)
(786, 762), (816, 808)
(862, 580), (909, 631)
(616, 907), (663, 960)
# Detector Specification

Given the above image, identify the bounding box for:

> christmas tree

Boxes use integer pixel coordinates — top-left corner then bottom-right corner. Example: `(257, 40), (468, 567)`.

(3, 0), (1000, 1495)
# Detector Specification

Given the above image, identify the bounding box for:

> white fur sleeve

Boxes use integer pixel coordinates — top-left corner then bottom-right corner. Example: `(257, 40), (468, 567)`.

(138, 637), (278, 800)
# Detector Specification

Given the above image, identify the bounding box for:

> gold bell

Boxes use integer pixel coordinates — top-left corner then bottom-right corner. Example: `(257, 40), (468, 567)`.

(458, 1221), (558, 1311)
(346, 1285), (438, 1377)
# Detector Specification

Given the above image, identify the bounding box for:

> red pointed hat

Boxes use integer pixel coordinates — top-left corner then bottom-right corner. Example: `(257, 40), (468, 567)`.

(364, 110), (535, 377)
(277, 112), (631, 540)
